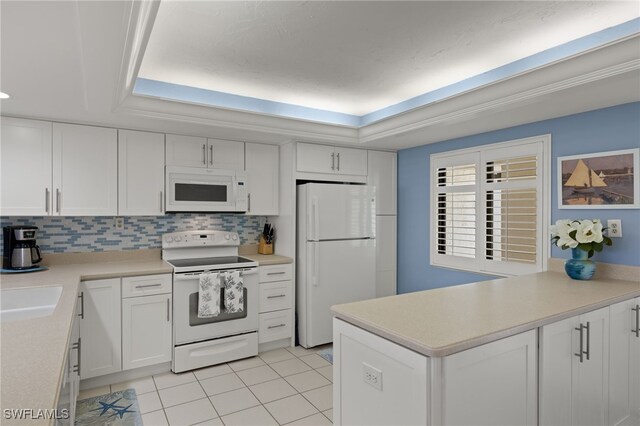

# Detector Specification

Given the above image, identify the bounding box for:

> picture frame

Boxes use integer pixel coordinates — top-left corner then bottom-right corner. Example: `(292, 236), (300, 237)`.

(557, 148), (639, 209)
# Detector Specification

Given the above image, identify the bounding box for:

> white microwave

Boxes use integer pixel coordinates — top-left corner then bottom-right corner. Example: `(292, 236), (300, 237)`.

(165, 166), (248, 212)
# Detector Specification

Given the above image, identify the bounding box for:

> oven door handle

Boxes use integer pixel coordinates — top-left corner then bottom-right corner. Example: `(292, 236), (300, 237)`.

(174, 268), (258, 280)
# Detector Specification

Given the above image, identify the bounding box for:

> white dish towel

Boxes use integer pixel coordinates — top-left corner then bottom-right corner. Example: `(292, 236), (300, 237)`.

(198, 272), (221, 318)
(223, 271), (244, 314)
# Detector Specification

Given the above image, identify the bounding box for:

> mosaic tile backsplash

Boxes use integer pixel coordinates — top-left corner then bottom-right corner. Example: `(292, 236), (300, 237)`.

(0, 214), (267, 253)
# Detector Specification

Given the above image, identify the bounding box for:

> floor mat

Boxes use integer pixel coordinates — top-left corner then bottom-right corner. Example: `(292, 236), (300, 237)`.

(75, 389), (142, 425)
(317, 348), (333, 364)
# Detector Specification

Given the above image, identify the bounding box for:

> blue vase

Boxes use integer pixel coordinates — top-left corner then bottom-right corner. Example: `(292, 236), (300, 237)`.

(565, 248), (596, 280)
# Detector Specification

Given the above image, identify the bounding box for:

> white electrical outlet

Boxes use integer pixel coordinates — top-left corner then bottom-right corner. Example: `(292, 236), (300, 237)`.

(362, 363), (383, 391)
(607, 219), (622, 238)
(114, 217), (124, 230)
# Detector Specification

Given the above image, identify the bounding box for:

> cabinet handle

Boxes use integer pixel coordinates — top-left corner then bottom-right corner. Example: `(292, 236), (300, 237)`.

(167, 298), (170, 322)
(574, 323), (585, 363)
(584, 321), (590, 361)
(45, 188), (50, 213)
(56, 189), (61, 213)
(331, 153), (335, 170)
(248, 193), (251, 212)
(267, 294), (286, 299)
(202, 144), (206, 165)
(632, 305), (640, 337)
(337, 152), (340, 171)
(160, 191), (163, 213)
(268, 323), (286, 329)
(267, 271), (286, 275)
(78, 292), (84, 319)
(209, 145), (213, 165)
(72, 337), (81, 376)
(135, 283), (162, 289)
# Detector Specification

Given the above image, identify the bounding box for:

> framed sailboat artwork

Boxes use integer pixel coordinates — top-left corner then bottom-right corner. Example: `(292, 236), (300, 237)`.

(558, 148), (639, 209)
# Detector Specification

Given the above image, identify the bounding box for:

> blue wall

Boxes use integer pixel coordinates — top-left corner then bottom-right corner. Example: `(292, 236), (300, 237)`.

(397, 102), (640, 294)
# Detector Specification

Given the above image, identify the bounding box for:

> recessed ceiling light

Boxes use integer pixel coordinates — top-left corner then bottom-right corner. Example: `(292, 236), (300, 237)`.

(0, 92), (10, 99)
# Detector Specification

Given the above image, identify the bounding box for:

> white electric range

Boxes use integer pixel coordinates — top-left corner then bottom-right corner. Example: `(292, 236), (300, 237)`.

(162, 230), (259, 373)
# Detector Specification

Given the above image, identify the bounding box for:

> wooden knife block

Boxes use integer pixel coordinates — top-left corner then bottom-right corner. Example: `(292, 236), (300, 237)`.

(258, 236), (273, 255)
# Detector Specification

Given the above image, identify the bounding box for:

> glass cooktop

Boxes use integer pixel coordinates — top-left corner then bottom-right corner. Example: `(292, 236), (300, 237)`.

(167, 256), (255, 268)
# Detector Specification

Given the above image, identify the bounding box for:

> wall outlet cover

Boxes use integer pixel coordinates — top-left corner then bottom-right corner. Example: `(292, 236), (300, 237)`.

(362, 362), (383, 391)
(114, 217), (125, 229)
(607, 219), (622, 237)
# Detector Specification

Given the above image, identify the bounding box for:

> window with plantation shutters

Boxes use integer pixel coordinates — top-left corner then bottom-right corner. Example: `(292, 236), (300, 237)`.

(431, 136), (549, 276)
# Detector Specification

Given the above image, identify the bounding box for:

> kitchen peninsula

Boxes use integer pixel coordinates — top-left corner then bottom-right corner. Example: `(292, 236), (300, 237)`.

(331, 268), (640, 426)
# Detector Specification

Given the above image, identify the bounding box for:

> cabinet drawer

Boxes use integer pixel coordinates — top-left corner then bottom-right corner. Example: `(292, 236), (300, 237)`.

(259, 280), (292, 313)
(122, 274), (172, 298)
(259, 264), (293, 282)
(259, 310), (292, 344)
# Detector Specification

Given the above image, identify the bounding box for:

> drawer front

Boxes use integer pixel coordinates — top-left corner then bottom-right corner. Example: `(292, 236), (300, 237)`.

(259, 280), (292, 313)
(122, 274), (172, 298)
(259, 264), (293, 283)
(259, 310), (292, 344)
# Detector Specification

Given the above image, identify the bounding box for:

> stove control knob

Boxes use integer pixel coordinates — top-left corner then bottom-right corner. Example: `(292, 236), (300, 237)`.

(225, 234), (230, 240)
(231, 234), (238, 241)
(175, 236), (182, 242)
(165, 236), (173, 243)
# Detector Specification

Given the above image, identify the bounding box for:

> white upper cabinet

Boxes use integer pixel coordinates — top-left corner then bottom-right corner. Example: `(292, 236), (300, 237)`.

(118, 130), (165, 216)
(0, 117), (52, 216)
(367, 151), (397, 215)
(166, 134), (244, 170)
(52, 123), (117, 216)
(208, 138), (244, 170)
(245, 143), (279, 216)
(297, 142), (367, 177)
(166, 134), (208, 168)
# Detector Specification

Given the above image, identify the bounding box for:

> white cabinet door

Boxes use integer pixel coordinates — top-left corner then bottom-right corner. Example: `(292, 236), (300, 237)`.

(0, 117), (52, 216)
(118, 130), (165, 216)
(334, 146), (367, 176)
(442, 329), (537, 426)
(333, 318), (429, 426)
(367, 151), (397, 215)
(166, 134), (207, 168)
(52, 123), (117, 216)
(245, 143), (279, 215)
(632, 297), (640, 423)
(207, 138), (244, 170)
(610, 297), (640, 426)
(79, 279), (121, 379)
(540, 306), (609, 426)
(297, 143), (335, 173)
(122, 294), (172, 370)
(375, 216), (396, 297)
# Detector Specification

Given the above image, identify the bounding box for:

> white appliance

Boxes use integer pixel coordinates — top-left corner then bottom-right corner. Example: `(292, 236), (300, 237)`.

(297, 183), (376, 348)
(162, 230), (259, 372)
(165, 166), (248, 212)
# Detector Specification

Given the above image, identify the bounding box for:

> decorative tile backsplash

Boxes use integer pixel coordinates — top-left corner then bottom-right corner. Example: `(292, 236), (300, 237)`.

(0, 214), (267, 253)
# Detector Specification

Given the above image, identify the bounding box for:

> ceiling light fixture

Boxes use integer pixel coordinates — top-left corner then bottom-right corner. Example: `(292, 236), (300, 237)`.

(0, 92), (10, 99)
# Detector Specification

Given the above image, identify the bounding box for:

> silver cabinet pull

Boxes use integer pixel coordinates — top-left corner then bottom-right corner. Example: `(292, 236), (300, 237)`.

(574, 323), (585, 363)
(56, 189), (61, 213)
(209, 144), (213, 165)
(78, 292), (85, 319)
(268, 323), (286, 329)
(71, 338), (81, 374)
(331, 152), (335, 170)
(202, 144), (206, 165)
(135, 283), (162, 289)
(632, 305), (640, 337)
(45, 188), (50, 213)
(267, 294), (286, 299)
(160, 191), (164, 213)
(584, 321), (590, 361)
(166, 298), (170, 322)
(267, 271), (286, 275)
(248, 193), (251, 212)
(337, 152), (340, 171)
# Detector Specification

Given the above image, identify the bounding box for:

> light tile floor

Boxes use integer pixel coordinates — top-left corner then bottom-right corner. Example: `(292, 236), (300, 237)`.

(78, 345), (333, 426)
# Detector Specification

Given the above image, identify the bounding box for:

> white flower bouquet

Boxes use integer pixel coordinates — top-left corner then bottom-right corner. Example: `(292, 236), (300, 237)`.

(550, 219), (613, 258)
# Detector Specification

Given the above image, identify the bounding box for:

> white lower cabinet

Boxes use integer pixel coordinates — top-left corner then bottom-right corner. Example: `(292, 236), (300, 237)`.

(334, 318), (536, 426)
(122, 293), (172, 370)
(540, 306), (610, 426)
(258, 264), (294, 346)
(609, 297), (640, 426)
(79, 278), (122, 379)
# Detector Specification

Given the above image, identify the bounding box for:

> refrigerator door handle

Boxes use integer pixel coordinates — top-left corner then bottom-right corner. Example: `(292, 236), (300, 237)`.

(311, 197), (319, 241)
(312, 243), (319, 286)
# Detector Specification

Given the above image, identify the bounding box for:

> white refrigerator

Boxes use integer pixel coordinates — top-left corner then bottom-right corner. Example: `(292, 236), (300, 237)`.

(297, 183), (376, 348)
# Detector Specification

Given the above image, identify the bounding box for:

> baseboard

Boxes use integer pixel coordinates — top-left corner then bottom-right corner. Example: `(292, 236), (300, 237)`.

(79, 362), (171, 391)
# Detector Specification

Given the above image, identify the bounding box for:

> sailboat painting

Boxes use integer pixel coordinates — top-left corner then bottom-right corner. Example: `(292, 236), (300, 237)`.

(558, 148), (639, 209)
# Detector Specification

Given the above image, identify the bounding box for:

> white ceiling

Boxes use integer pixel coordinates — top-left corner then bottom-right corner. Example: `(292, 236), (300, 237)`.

(139, 1), (639, 116)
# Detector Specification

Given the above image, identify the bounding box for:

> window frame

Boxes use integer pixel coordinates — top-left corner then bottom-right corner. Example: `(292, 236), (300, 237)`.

(429, 135), (551, 277)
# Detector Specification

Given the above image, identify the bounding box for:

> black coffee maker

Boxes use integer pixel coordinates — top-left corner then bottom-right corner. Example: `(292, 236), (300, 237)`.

(3, 226), (43, 270)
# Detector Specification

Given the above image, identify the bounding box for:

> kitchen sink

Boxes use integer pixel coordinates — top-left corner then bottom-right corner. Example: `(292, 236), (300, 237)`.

(0, 286), (63, 323)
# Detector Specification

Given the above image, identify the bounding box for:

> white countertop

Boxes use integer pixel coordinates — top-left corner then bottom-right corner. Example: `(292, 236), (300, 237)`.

(332, 271), (640, 357)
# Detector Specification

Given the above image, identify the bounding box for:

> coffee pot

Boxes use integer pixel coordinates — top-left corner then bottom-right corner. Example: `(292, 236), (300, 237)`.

(3, 226), (43, 270)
